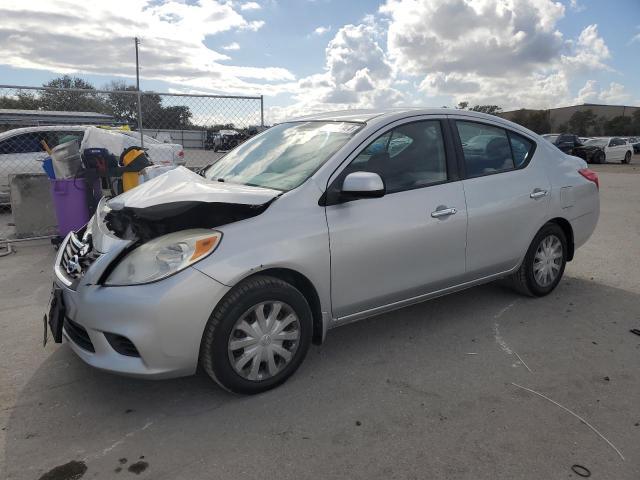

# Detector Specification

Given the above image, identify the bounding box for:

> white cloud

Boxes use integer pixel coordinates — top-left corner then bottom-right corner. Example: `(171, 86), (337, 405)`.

(269, 22), (402, 122)
(629, 29), (640, 45)
(575, 79), (600, 103)
(561, 24), (611, 72)
(312, 26), (331, 35)
(222, 42), (241, 51)
(574, 80), (631, 105)
(381, 0), (566, 78)
(568, 0), (585, 12)
(373, 0), (622, 110)
(240, 2), (261, 10)
(598, 82), (631, 104)
(0, 0), (283, 96)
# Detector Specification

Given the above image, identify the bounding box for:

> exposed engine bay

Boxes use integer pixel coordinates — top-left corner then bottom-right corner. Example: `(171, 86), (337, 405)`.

(105, 201), (271, 242)
(100, 166), (282, 242)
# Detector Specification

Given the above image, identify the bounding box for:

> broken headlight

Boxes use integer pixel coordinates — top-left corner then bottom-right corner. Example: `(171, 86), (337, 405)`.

(105, 229), (222, 286)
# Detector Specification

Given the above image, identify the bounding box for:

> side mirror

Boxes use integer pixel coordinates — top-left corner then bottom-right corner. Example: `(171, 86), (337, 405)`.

(341, 171), (385, 199)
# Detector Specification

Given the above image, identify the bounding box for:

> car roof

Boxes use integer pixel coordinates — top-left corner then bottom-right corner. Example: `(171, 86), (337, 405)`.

(288, 107), (489, 123)
(0, 125), (88, 140)
(287, 107), (534, 132)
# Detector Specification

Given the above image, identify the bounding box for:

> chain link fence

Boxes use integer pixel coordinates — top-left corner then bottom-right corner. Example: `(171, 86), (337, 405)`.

(0, 85), (263, 242)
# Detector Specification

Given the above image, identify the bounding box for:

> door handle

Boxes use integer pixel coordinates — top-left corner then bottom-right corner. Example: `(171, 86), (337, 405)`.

(530, 189), (548, 199)
(431, 207), (457, 218)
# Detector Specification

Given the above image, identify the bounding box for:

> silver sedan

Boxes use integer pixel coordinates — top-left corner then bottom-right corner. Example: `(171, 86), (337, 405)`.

(49, 108), (600, 394)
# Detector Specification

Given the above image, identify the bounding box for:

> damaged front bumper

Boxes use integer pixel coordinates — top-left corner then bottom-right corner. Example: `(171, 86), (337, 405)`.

(52, 203), (231, 379)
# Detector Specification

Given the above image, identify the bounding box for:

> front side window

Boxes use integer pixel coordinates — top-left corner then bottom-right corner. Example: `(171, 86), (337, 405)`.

(205, 121), (362, 191)
(456, 122), (513, 177)
(345, 120), (448, 193)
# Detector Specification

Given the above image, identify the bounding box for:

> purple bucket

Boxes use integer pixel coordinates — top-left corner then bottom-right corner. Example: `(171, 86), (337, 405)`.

(50, 179), (91, 237)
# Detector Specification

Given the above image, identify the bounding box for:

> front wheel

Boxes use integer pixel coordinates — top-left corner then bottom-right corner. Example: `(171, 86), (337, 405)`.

(509, 223), (567, 297)
(623, 151), (631, 164)
(594, 151), (605, 164)
(200, 275), (312, 394)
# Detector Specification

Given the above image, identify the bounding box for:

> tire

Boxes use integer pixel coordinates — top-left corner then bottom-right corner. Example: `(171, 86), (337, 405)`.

(594, 151), (605, 164)
(623, 151), (631, 164)
(509, 223), (567, 297)
(200, 275), (312, 394)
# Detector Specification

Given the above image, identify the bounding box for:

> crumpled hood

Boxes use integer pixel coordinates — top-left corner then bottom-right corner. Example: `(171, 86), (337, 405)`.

(107, 166), (281, 210)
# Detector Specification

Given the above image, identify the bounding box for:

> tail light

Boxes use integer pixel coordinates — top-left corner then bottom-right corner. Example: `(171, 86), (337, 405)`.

(177, 150), (184, 158)
(578, 168), (599, 190)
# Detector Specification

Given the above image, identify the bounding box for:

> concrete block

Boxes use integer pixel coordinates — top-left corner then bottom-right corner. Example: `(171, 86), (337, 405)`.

(9, 174), (57, 238)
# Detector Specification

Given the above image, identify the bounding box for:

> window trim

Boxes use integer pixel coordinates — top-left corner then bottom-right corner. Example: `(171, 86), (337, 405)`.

(448, 118), (537, 180)
(322, 117), (459, 205)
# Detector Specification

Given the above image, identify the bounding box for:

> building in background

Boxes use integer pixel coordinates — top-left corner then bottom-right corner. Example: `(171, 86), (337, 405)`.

(0, 109), (115, 133)
(498, 104), (640, 136)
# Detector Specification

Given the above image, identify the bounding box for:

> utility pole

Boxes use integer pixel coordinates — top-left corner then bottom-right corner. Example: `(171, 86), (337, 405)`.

(134, 37), (144, 148)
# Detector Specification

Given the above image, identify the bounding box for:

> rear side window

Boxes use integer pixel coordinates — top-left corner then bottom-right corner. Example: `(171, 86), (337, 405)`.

(456, 121), (535, 177)
(456, 122), (513, 177)
(508, 132), (534, 168)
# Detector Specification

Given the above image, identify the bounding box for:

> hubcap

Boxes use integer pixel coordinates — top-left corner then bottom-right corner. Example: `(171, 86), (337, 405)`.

(228, 301), (300, 382)
(533, 235), (563, 287)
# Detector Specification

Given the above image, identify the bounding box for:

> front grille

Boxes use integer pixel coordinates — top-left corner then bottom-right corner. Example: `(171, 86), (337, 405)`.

(64, 318), (95, 352)
(59, 230), (99, 283)
(104, 333), (140, 357)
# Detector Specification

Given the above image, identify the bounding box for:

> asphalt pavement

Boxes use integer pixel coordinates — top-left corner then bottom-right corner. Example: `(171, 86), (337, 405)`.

(1, 163), (639, 480)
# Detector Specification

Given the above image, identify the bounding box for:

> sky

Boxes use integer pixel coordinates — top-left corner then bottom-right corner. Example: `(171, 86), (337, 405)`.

(0, 0), (639, 123)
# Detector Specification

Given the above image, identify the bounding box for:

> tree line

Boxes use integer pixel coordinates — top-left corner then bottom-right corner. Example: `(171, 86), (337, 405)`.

(0, 76), (193, 130)
(453, 100), (640, 136)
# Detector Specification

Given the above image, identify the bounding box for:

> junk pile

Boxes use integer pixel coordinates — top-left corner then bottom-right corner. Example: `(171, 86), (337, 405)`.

(41, 127), (170, 241)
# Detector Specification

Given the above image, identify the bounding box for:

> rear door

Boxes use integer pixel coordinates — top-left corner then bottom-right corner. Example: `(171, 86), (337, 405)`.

(326, 118), (467, 319)
(451, 117), (550, 279)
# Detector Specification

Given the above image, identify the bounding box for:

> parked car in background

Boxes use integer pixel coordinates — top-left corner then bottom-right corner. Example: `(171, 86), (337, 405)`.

(624, 136), (640, 154)
(572, 137), (633, 164)
(541, 133), (583, 154)
(0, 125), (184, 203)
(49, 108), (600, 394)
(205, 129), (247, 151)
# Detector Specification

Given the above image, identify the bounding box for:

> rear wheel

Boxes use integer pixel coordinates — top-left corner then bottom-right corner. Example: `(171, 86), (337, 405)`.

(509, 223), (567, 297)
(623, 151), (631, 164)
(200, 275), (312, 394)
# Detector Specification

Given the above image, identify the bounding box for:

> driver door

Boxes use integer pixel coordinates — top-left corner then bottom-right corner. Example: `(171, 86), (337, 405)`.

(325, 118), (467, 319)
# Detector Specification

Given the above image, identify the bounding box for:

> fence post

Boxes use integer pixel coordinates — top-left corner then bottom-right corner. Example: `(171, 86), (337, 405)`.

(135, 37), (144, 148)
(260, 95), (264, 128)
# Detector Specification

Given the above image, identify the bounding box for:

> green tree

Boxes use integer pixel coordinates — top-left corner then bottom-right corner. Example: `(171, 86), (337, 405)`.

(469, 105), (503, 115)
(602, 116), (632, 136)
(567, 109), (597, 136)
(103, 80), (139, 124)
(508, 109), (550, 134)
(456, 101), (469, 110)
(39, 75), (105, 113)
(162, 106), (192, 129)
(0, 90), (40, 110)
(631, 110), (640, 133)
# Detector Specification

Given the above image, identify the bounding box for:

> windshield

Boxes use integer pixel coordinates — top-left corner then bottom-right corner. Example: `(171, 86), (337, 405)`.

(204, 121), (362, 191)
(585, 138), (608, 147)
